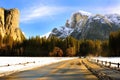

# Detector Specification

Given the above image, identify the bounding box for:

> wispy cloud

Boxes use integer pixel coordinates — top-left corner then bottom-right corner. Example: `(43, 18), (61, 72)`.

(92, 5), (120, 15)
(20, 1), (120, 23)
(107, 5), (120, 14)
(20, 5), (67, 23)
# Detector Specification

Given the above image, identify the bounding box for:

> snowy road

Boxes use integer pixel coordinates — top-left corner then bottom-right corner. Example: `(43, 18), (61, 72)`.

(0, 59), (98, 80)
(0, 57), (77, 77)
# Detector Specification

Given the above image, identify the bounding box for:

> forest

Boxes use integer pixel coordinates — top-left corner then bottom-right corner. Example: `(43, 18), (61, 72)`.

(0, 30), (120, 57)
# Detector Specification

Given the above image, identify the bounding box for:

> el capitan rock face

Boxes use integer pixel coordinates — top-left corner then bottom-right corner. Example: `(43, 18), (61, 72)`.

(0, 8), (5, 37)
(49, 11), (120, 40)
(0, 8), (25, 41)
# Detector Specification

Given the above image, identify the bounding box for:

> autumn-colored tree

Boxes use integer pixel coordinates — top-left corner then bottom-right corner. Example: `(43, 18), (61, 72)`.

(66, 47), (76, 56)
(49, 47), (63, 57)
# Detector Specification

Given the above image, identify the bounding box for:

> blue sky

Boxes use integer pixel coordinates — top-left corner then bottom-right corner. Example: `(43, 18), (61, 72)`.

(0, 0), (120, 38)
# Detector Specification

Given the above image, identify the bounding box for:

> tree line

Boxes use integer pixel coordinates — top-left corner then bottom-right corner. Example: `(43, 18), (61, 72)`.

(0, 30), (120, 57)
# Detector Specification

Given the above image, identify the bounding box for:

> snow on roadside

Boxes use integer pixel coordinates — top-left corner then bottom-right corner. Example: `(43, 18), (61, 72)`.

(90, 57), (120, 67)
(0, 57), (78, 77)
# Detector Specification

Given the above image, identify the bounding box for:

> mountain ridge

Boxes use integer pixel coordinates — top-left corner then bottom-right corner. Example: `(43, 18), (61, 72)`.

(49, 10), (120, 40)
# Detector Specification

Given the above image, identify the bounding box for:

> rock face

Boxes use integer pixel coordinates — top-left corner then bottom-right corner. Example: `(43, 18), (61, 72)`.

(49, 10), (120, 40)
(0, 8), (25, 41)
(0, 8), (5, 37)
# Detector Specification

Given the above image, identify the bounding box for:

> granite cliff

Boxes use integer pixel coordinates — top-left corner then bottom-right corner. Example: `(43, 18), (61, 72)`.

(0, 8), (25, 42)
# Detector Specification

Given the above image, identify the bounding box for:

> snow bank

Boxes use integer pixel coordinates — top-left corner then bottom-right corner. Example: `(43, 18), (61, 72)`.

(0, 57), (78, 77)
(90, 57), (120, 67)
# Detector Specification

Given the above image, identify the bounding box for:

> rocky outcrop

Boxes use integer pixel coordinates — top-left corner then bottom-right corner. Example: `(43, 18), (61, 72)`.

(0, 8), (25, 41)
(70, 12), (89, 28)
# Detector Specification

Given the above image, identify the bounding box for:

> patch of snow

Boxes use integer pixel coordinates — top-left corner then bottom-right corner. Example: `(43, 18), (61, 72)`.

(93, 15), (102, 20)
(91, 57), (120, 68)
(62, 27), (73, 34)
(41, 32), (51, 38)
(78, 10), (92, 16)
(56, 26), (74, 38)
(105, 14), (120, 25)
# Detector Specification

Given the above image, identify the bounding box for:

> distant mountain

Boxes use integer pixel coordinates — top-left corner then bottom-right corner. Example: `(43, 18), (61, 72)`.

(49, 10), (120, 40)
(0, 8), (25, 42)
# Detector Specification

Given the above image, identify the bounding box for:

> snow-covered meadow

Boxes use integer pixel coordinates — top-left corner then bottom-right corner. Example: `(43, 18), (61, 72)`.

(0, 57), (78, 77)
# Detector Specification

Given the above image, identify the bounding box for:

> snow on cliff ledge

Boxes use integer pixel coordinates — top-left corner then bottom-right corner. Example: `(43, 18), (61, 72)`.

(78, 10), (92, 16)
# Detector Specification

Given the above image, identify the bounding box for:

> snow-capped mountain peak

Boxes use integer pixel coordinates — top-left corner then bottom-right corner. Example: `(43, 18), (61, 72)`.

(49, 10), (120, 40)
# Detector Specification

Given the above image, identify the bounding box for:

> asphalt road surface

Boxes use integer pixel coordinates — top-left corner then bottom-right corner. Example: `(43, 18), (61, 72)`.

(0, 59), (98, 80)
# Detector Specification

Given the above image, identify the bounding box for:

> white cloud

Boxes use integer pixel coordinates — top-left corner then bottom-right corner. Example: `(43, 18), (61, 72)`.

(20, 2), (120, 23)
(93, 5), (120, 15)
(108, 6), (120, 14)
(20, 5), (66, 23)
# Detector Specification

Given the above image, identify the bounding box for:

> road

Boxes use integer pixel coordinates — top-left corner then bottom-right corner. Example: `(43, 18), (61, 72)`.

(0, 59), (98, 80)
